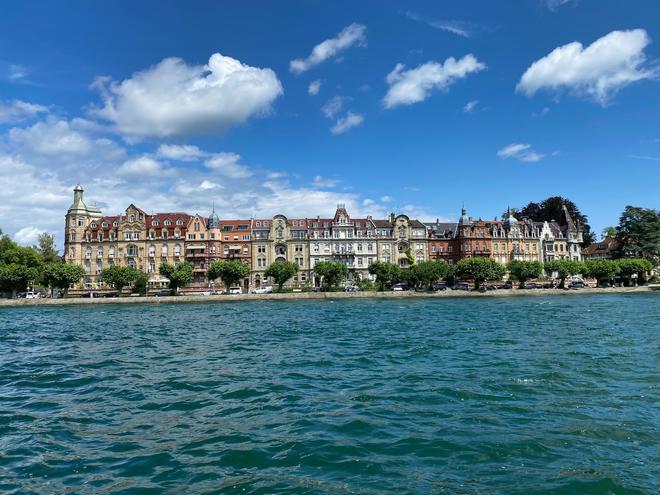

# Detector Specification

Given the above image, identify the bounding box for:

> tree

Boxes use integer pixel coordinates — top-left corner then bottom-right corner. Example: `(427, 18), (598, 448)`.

(518, 196), (595, 246)
(207, 260), (249, 292)
(132, 271), (149, 295)
(42, 263), (85, 297)
(0, 264), (39, 298)
(507, 260), (543, 289)
(35, 233), (60, 263)
(409, 260), (450, 291)
(616, 258), (654, 286)
(1, 245), (43, 269)
(264, 261), (299, 291)
(368, 261), (401, 291)
(615, 206), (660, 265)
(0, 229), (17, 261)
(602, 226), (617, 238)
(584, 259), (619, 283)
(455, 257), (505, 290)
(160, 261), (195, 293)
(101, 265), (139, 296)
(314, 261), (348, 291)
(544, 259), (585, 288)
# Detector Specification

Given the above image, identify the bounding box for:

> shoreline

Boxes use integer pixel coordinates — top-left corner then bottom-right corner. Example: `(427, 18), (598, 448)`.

(0, 285), (655, 308)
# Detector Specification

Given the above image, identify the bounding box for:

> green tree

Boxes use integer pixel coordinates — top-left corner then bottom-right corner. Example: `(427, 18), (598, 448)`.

(0, 264), (39, 298)
(42, 263), (85, 297)
(615, 206), (660, 265)
(455, 257), (505, 290)
(584, 259), (619, 283)
(160, 261), (195, 293)
(507, 260), (543, 289)
(2, 245), (43, 269)
(409, 260), (450, 291)
(101, 265), (139, 296)
(35, 233), (60, 263)
(207, 260), (249, 292)
(0, 228), (17, 261)
(354, 274), (375, 291)
(518, 196), (595, 245)
(132, 270), (149, 295)
(602, 226), (617, 238)
(264, 261), (299, 291)
(368, 261), (401, 291)
(314, 261), (348, 291)
(616, 258), (654, 286)
(544, 259), (585, 288)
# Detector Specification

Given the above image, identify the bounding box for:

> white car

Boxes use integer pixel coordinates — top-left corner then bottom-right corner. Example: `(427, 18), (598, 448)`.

(253, 286), (273, 294)
(21, 291), (41, 299)
(228, 287), (242, 295)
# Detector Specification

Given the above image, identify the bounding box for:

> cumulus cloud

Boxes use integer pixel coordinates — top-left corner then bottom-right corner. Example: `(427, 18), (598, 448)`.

(157, 144), (205, 161)
(12, 226), (42, 245)
(463, 100), (479, 113)
(204, 152), (252, 179)
(330, 112), (364, 135)
(321, 96), (346, 118)
(0, 100), (48, 123)
(312, 176), (339, 187)
(290, 23), (366, 74)
(383, 55), (486, 108)
(497, 143), (545, 162)
(517, 29), (656, 105)
(90, 52), (283, 139)
(118, 156), (171, 177)
(308, 80), (321, 95)
(8, 64), (27, 81)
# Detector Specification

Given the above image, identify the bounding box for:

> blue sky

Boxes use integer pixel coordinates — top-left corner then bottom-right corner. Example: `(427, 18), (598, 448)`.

(1, 0), (659, 247)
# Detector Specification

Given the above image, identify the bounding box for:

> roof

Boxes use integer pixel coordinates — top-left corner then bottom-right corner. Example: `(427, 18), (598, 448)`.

(146, 213), (190, 228)
(582, 236), (619, 255)
(409, 219), (426, 229)
(372, 219), (392, 228)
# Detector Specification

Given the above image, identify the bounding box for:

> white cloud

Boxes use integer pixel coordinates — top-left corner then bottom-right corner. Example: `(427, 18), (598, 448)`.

(118, 156), (170, 177)
(380, 195), (392, 203)
(12, 226), (42, 245)
(463, 100), (479, 113)
(157, 144), (205, 161)
(629, 154), (660, 162)
(308, 80), (321, 95)
(383, 55), (486, 108)
(199, 180), (222, 189)
(405, 11), (489, 38)
(544, 0), (577, 12)
(497, 143), (545, 162)
(90, 52), (283, 139)
(330, 112), (364, 135)
(290, 23), (366, 74)
(517, 29), (656, 105)
(532, 106), (551, 118)
(321, 96), (346, 118)
(204, 152), (252, 179)
(313, 176), (339, 187)
(9, 64), (27, 81)
(362, 198), (375, 207)
(0, 100), (48, 123)
(8, 117), (125, 161)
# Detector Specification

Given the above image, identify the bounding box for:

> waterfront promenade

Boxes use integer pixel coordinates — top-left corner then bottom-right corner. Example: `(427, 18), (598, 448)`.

(0, 285), (654, 308)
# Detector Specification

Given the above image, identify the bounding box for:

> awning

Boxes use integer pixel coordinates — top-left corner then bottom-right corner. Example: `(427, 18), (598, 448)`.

(186, 245), (205, 250)
(148, 275), (170, 283)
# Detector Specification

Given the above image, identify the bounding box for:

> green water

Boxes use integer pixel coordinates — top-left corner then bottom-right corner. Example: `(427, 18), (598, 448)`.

(1, 294), (658, 494)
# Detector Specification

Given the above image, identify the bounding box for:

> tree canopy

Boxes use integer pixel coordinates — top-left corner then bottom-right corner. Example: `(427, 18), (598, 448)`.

(101, 265), (139, 295)
(42, 263), (85, 296)
(455, 257), (505, 290)
(368, 261), (401, 291)
(507, 260), (543, 288)
(409, 260), (450, 291)
(616, 258), (653, 286)
(264, 261), (299, 290)
(0, 264), (39, 297)
(314, 261), (348, 291)
(207, 260), (249, 291)
(160, 261), (195, 292)
(614, 206), (660, 265)
(35, 233), (60, 264)
(544, 259), (585, 288)
(584, 259), (619, 282)
(518, 196), (594, 245)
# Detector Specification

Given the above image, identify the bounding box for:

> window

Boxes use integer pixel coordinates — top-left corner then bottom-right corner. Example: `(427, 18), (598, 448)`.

(153, 220), (159, 226)
(174, 244), (181, 256)
(97, 247), (103, 258)
(148, 261), (156, 273)
(96, 260), (102, 274)
(258, 258), (266, 268)
(295, 244), (303, 252)
(108, 247), (115, 258)
(243, 247), (249, 254)
(243, 235), (250, 241)
(78, 219), (84, 227)
(164, 219), (172, 226)
(127, 245), (137, 256)
(85, 260), (91, 274)
(224, 236), (229, 241)
(200, 234), (205, 240)
(113, 221), (118, 227)
(129, 215), (135, 222)
(431, 245), (436, 253)
(357, 257), (363, 266)
(368, 257), (373, 265)
(128, 259), (137, 269)
(295, 257), (304, 267)
(210, 233), (215, 239)
(313, 243), (319, 253)
(97, 232), (103, 242)
(258, 245), (266, 253)
(176, 219), (184, 225)
(148, 245), (156, 257)
(161, 245), (168, 257)
(86, 247), (92, 259)
(163, 229), (168, 240)
(188, 234), (195, 240)
(194, 222), (200, 232)
(233, 236), (238, 241)
(357, 243), (363, 252)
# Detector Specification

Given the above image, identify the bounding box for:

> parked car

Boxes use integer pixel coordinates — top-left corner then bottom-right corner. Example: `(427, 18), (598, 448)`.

(433, 282), (447, 291)
(18, 291), (42, 299)
(568, 280), (585, 289)
(391, 283), (410, 291)
(452, 282), (470, 291)
(523, 282), (538, 289)
(228, 287), (242, 295)
(253, 286), (273, 294)
(344, 286), (360, 292)
(311, 287), (322, 292)
(502, 281), (513, 289)
(542, 282), (555, 289)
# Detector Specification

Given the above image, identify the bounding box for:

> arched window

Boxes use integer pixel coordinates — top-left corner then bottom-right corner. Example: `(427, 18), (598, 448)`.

(161, 245), (168, 257)
(174, 244), (181, 256)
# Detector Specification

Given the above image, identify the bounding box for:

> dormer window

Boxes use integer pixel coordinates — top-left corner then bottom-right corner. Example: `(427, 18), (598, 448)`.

(153, 220), (159, 226)
(176, 219), (184, 225)
(102, 221), (108, 228)
(91, 222), (97, 228)
(113, 221), (118, 227)
(164, 219), (172, 226)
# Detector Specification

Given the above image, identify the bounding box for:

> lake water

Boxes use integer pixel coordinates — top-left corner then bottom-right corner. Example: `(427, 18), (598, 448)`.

(1, 294), (659, 494)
